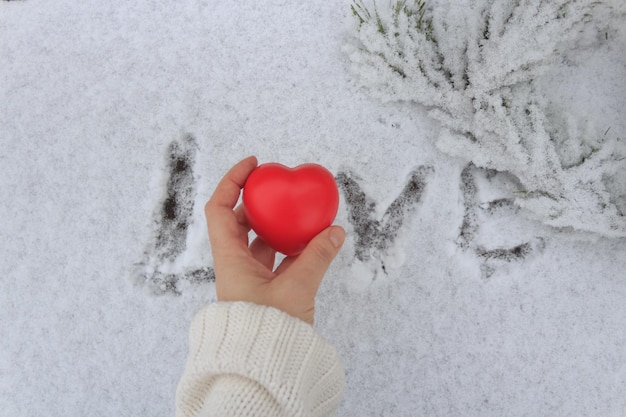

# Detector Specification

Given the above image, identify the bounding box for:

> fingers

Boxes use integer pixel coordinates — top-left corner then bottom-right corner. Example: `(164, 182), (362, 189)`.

(249, 237), (277, 271)
(234, 204), (249, 228)
(273, 255), (296, 275)
(278, 226), (345, 292)
(205, 156), (258, 254)
(206, 156), (258, 211)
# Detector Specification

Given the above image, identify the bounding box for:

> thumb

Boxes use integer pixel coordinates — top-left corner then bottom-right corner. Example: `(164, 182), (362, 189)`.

(279, 226), (346, 291)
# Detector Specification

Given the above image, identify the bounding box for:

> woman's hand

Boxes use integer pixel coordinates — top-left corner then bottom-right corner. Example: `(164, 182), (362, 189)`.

(204, 156), (345, 325)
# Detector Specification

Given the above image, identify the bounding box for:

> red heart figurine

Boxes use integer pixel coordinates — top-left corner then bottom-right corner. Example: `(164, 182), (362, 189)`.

(243, 163), (339, 256)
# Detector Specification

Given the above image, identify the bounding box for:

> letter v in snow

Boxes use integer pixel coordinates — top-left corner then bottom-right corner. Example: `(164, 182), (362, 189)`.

(336, 165), (433, 280)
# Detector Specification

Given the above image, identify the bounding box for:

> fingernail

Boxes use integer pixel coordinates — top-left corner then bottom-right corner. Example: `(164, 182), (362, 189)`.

(329, 227), (346, 248)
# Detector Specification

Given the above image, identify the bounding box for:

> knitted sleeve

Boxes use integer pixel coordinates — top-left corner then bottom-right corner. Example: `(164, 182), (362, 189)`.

(175, 302), (345, 417)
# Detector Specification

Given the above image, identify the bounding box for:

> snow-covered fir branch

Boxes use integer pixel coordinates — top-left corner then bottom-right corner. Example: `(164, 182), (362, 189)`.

(345, 0), (626, 237)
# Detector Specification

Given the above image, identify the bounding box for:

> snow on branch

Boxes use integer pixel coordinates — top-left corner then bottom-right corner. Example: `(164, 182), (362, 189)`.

(344, 0), (626, 237)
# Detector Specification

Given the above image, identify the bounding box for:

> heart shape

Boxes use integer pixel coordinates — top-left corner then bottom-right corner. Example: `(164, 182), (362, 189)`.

(243, 163), (339, 256)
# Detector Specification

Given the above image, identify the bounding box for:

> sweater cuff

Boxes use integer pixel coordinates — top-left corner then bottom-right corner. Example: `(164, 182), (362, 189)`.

(176, 302), (345, 417)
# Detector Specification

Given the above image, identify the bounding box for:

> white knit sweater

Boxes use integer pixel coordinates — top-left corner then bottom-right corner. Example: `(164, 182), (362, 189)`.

(176, 302), (345, 417)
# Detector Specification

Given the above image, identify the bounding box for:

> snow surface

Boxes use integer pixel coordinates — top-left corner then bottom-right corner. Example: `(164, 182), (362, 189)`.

(1, 0), (625, 416)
